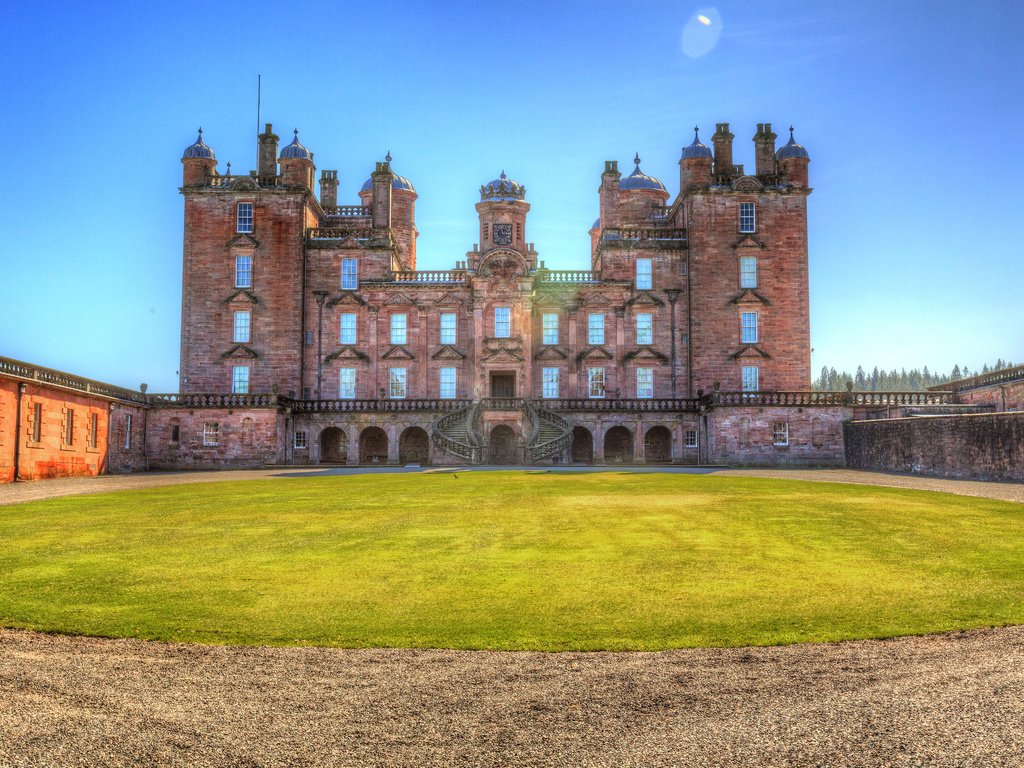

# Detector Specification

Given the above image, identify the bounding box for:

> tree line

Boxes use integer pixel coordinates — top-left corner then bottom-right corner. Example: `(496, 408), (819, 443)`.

(813, 359), (1017, 392)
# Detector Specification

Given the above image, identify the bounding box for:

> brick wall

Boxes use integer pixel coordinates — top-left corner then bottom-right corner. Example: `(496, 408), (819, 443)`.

(147, 407), (286, 470)
(844, 412), (1024, 483)
(706, 406), (848, 466)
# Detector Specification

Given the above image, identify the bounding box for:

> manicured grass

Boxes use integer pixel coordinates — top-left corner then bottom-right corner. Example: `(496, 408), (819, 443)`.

(1, 472), (1022, 650)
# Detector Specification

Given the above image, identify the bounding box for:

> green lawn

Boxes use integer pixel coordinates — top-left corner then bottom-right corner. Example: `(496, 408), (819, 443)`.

(1, 472), (1022, 650)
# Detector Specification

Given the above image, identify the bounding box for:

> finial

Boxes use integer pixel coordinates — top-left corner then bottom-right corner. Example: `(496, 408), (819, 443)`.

(633, 152), (641, 167)
(385, 150), (392, 163)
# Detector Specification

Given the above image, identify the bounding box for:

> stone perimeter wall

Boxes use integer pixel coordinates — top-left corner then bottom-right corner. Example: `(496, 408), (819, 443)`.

(844, 412), (1024, 483)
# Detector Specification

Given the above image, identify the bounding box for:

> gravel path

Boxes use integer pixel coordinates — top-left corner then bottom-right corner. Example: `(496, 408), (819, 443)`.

(1, 626), (1022, 767)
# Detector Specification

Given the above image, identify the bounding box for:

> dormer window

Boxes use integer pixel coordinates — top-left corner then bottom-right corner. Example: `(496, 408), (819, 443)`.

(236, 202), (254, 233)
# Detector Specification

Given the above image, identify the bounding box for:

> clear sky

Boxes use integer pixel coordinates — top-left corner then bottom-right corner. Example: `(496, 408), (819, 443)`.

(1, 0), (1021, 392)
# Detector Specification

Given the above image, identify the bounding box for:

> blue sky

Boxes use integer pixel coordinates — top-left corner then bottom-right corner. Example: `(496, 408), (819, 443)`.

(0, 0), (1021, 391)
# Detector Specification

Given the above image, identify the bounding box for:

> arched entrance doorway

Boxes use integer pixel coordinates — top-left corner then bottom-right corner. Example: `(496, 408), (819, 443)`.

(603, 426), (633, 464)
(320, 427), (348, 464)
(644, 426), (672, 463)
(359, 426), (389, 464)
(488, 424), (517, 464)
(399, 426), (430, 465)
(571, 426), (593, 464)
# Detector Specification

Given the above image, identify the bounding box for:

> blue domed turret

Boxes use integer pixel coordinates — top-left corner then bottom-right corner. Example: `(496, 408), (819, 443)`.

(182, 128), (215, 159)
(619, 154), (667, 192)
(279, 129), (311, 160)
(681, 127), (713, 160)
(775, 126), (809, 160)
(480, 170), (525, 201)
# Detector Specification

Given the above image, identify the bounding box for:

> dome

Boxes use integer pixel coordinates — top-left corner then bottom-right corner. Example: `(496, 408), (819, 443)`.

(619, 154), (667, 192)
(776, 126), (809, 160)
(279, 129), (312, 160)
(480, 171), (525, 201)
(681, 127), (713, 160)
(182, 128), (215, 160)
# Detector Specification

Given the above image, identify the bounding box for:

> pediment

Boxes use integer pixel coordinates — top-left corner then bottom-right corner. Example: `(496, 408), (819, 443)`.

(625, 291), (664, 308)
(623, 346), (669, 363)
(576, 346), (614, 363)
(730, 344), (772, 360)
(731, 176), (764, 192)
(226, 233), (259, 249)
(733, 235), (765, 249)
(729, 289), (771, 306)
(434, 292), (464, 307)
(382, 345), (415, 360)
(328, 292), (366, 307)
(384, 292), (414, 306)
(221, 344), (258, 359)
(534, 345), (568, 361)
(481, 347), (525, 363)
(431, 345), (466, 360)
(325, 346), (369, 362)
(224, 289), (259, 305)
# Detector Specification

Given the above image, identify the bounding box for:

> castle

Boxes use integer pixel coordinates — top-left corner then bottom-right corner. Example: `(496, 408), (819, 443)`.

(4, 122), (1019, 482)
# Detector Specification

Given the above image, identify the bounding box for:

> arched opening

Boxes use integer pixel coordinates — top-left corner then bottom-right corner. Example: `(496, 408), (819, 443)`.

(320, 427), (348, 464)
(359, 426), (388, 465)
(571, 426), (593, 464)
(399, 426), (430, 465)
(488, 424), (517, 464)
(603, 426), (633, 464)
(644, 426), (672, 463)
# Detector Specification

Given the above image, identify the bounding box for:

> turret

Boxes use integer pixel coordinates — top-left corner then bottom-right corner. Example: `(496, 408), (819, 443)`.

(279, 129), (314, 190)
(712, 123), (735, 177)
(679, 126), (713, 192)
(753, 123), (777, 176)
(775, 126), (810, 187)
(320, 170), (338, 208)
(257, 123), (278, 179)
(181, 128), (217, 186)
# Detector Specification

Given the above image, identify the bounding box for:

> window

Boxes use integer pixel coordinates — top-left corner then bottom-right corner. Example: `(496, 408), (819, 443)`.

(742, 366), (759, 392)
(636, 368), (653, 398)
(341, 258), (358, 290)
(542, 367), (559, 399)
(232, 365), (249, 394)
(339, 368), (356, 399)
(773, 422), (790, 447)
(233, 311), (251, 343)
(89, 413), (98, 448)
(390, 313), (407, 345)
(236, 202), (253, 233)
(294, 430), (308, 449)
(542, 313), (559, 345)
(588, 313), (605, 345)
(64, 409), (74, 446)
(636, 257), (652, 290)
(340, 313), (357, 344)
(741, 312), (759, 344)
(389, 368), (407, 399)
(494, 307), (511, 338)
(740, 256), (757, 289)
(439, 367), (457, 399)
(203, 421), (219, 446)
(739, 202), (756, 233)
(636, 313), (653, 345)
(685, 429), (698, 448)
(588, 368), (606, 398)
(440, 312), (457, 345)
(31, 403), (41, 442)
(124, 414), (132, 450)
(235, 255), (252, 288)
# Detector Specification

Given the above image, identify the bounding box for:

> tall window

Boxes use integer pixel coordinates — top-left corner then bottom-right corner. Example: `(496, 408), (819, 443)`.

(542, 367), (559, 398)
(772, 422), (790, 447)
(124, 414), (132, 450)
(740, 256), (757, 288)
(389, 368), (407, 399)
(236, 202), (253, 233)
(636, 313), (653, 345)
(742, 366), (759, 392)
(440, 312), (457, 345)
(64, 409), (74, 446)
(232, 365), (250, 394)
(340, 313), (357, 344)
(203, 421), (219, 446)
(739, 202), (756, 233)
(588, 368), (606, 398)
(636, 368), (653, 398)
(31, 403), (41, 442)
(89, 413), (98, 448)
(339, 368), (356, 399)
(494, 307), (511, 338)
(233, 311), (251, 343)
(235, 255), (252, 288)
(588, 313), (605, 345)
(341, 258), (358, 290)
(439, 367), (457, 399)
(542, 313), (559, 345)
(635, 257), (652, 290)
(741, 312), (759, 343)
(390, 313), (407, 345)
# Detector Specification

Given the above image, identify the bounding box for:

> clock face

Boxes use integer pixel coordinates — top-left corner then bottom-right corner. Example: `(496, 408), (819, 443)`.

(492, 223), (513, 246)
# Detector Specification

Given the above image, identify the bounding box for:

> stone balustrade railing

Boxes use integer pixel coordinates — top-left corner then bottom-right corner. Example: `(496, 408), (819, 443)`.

(0, 356), (148, 404)
(535, 270), (601, 284)
(391, 270), (468, 284)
